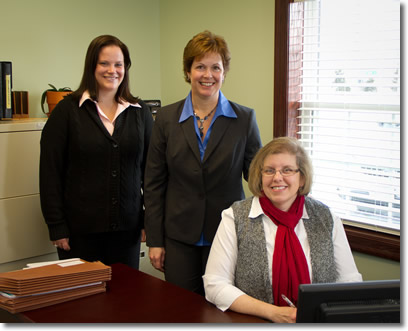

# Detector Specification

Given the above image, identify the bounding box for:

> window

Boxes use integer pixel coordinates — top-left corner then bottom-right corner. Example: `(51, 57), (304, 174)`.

(274, 0), (400, 260)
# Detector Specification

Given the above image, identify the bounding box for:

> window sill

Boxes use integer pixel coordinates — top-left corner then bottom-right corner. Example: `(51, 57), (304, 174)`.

(274, 0), (400, 264)
(344, 225), (400, 262)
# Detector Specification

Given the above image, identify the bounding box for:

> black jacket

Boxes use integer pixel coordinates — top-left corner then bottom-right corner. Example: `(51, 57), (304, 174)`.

(40, 94), (153, 241)
(144, 98), (262, 246)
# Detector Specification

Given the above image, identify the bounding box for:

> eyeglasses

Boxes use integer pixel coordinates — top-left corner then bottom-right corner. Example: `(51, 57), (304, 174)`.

(262, 168), (300, 177)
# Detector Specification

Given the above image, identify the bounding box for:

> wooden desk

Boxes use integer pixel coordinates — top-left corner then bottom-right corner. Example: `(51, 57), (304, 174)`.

(5, 263), (267, 323)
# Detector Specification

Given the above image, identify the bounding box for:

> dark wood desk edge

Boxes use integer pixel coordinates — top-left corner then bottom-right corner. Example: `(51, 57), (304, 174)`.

(7, 264), (267, 323)
(11, 308), (268, 324)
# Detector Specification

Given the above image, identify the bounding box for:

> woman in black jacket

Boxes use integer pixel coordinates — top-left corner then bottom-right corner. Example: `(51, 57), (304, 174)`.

(40, 35), (153, 269)
(144, 30), (262, 294)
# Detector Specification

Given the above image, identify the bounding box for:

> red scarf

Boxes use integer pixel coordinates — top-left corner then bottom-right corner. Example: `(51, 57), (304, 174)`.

(259, 194), (311, 306)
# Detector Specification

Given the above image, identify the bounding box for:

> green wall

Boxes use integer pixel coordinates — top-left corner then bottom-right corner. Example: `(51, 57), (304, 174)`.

(0, 0), (161, 118)
(0, 0), (399, 281)
(159, 0), (275, 145)
(1, 0), (274, 143)
(353, 252), (400, 281)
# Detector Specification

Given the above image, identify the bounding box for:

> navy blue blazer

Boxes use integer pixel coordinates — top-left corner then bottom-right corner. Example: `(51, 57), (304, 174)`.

(144, 98), (262, 246)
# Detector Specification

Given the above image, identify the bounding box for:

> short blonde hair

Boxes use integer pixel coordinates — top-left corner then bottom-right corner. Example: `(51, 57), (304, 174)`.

(248, 137), (313, 197)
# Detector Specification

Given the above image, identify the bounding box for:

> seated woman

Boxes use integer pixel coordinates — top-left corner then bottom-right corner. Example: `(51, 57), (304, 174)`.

(203, 137), (362, 323)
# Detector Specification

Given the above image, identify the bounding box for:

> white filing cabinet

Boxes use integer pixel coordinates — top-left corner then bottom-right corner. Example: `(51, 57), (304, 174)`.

(0, 119), (163, 278)
(0, 119), (56, 270)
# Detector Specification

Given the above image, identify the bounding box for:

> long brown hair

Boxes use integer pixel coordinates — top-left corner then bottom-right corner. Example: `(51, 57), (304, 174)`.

(72, 35), (139, 104)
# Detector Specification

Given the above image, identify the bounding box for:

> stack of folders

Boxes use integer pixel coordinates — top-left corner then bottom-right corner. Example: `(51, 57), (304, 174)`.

(0, 258), (111, 313)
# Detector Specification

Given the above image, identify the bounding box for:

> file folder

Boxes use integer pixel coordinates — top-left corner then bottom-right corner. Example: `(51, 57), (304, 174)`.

(0, 259), (111, 313)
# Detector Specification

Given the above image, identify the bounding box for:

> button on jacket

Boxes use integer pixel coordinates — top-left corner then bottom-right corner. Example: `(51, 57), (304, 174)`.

(144, 98), (262, 247)
(40, 94), (153, 240)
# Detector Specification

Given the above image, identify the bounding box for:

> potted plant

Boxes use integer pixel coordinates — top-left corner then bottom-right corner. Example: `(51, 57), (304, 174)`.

(41, 84), (72, 117)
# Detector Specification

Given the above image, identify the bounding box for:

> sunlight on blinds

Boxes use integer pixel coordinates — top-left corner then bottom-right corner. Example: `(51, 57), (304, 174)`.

(289, 0), (400, 232)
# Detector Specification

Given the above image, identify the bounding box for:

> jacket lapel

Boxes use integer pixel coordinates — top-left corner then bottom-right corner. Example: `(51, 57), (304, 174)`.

(180, 116), (201, 163)
(203, 116), (231, 163)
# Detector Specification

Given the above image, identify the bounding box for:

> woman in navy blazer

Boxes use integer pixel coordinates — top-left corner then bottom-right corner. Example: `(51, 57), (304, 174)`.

(144, 30), (262, 295)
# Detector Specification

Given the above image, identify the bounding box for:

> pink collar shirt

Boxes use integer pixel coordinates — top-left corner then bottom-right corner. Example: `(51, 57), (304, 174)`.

(79, 91), (140, 136)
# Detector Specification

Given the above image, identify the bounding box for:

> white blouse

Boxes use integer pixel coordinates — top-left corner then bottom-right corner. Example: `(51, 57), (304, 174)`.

(203, 196), (363, 312)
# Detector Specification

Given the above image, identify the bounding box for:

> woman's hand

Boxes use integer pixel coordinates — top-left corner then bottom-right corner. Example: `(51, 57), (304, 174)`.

(230, 294), (297, 323)
(149, 247), (165, 272)
(52, 238), (70, 251)
(270, 306), (297, 323)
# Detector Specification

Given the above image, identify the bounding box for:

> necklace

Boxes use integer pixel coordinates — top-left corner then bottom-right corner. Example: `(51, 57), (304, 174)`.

(193, 106), (216, 137)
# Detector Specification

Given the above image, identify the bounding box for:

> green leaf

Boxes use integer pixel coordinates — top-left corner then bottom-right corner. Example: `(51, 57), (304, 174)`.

(41, 90), (48, 113)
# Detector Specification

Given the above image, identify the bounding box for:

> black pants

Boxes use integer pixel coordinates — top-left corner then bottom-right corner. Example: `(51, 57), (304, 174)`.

(57, 230), (141, 269)
(164, 237), (211, 296)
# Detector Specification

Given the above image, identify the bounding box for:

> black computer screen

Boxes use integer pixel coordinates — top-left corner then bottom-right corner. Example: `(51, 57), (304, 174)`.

(296, 279), (400, 323)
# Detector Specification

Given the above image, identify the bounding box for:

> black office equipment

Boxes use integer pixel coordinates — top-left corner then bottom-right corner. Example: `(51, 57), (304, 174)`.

(296, 279), (400, 323)
(0, 61), (13, 120)
(144, 99), (161, 120)
(0, 64), (2, 119)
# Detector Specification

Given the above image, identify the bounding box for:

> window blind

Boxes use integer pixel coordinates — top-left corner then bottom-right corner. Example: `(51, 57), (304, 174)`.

(289, 0), (400, 233)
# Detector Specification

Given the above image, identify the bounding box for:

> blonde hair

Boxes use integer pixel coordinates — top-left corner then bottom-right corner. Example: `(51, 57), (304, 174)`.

(248, 137), (313, 197)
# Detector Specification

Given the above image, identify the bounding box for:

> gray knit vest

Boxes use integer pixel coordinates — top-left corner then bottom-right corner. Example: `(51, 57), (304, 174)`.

(232, 196), (338, 304)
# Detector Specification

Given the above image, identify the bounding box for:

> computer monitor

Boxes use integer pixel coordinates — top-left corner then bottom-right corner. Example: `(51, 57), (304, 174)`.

(296, 279), (400, 323)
